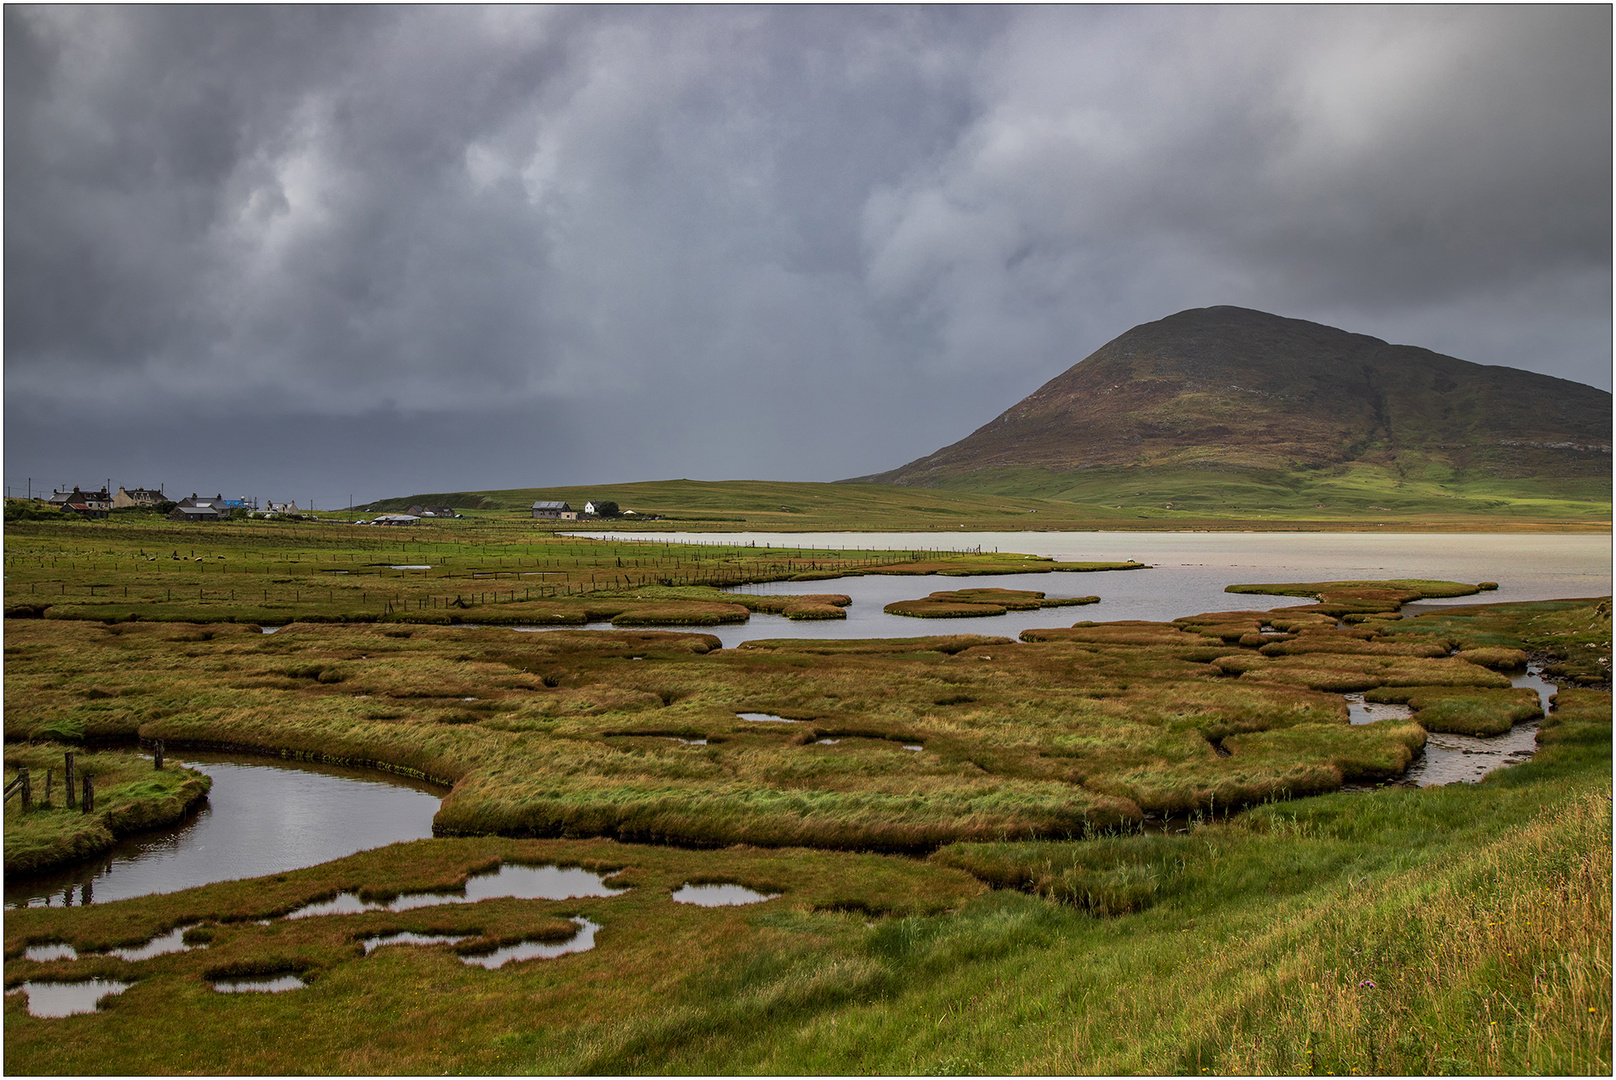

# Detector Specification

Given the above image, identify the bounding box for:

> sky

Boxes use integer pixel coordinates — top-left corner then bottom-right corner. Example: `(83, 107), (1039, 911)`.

(5, 5), (1611, 506)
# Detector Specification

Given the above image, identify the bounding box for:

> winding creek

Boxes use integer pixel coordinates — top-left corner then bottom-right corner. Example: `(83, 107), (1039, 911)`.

(4, 753), (443, 910)
(6, 533), (1607, 911)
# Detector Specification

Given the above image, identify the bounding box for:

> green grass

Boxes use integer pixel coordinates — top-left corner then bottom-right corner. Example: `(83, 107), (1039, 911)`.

(4, 745), (211, 873)
(911, 460), (1612, 528)
(357, 470), (1609, 531)
(2, 693), (1607, 1074)
(3, 534), (1610, 1073)
(3, 514), (1124, 628)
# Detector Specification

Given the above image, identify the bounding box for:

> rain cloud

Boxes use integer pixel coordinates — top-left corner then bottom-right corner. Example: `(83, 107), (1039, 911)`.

(5, 5), (1609, 501)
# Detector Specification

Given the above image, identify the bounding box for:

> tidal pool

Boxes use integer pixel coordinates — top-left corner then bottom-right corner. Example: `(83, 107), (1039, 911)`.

(4, 753), (444, 910)
(1344, 694), (1414, 726)
(211, 974), (305, 993)
(738, 712), (799, 724)
(286, 863), (627, 919)
(1399, 665), (1559, 787)
(8, 979), (131, 1017)
(671, 884), (778, 906)
(460, 919), (601, 968)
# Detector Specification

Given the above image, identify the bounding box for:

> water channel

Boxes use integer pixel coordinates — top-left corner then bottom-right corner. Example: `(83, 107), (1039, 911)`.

(6, 533), (1606, 909)
(4, 752), (443, 910)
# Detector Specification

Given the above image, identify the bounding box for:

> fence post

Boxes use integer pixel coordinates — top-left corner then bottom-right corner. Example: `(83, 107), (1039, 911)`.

(44, 768), (53, 808)
(81, 773), (95, 814)
(153, 740), (164, 770)
(65, 751), (76, 807)
(19, 767), (31, 811)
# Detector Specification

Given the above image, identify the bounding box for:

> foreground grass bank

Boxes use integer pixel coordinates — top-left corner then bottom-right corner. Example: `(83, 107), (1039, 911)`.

(4, 517), (1609, 1072)
(4, 691), (1608, 1074)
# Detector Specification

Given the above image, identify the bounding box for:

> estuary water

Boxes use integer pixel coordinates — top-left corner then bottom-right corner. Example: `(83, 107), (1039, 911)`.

(570, 531), (1611, 648)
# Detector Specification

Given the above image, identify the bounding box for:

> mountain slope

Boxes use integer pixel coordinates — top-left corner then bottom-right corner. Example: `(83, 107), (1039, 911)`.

(862, 307), (1611, 490)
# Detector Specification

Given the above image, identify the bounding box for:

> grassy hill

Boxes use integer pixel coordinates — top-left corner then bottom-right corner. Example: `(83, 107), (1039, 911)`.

(856, 306), (1611, 524)
(359, 475), (1607, 532)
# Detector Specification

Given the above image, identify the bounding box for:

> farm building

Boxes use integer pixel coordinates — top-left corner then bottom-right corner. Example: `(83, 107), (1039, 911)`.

(531, 501), (577, 521)
(169, 505), (220, 523)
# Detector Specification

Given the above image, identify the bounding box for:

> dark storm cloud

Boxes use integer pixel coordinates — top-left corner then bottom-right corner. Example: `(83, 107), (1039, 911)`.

(5, 5), (1609, 499)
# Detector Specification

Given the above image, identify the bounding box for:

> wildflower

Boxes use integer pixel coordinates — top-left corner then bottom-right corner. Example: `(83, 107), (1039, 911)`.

(1358, 979), (1376, 989)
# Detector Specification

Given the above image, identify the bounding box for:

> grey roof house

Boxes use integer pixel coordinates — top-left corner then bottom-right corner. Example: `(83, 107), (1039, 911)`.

(531, 501), (577, 520)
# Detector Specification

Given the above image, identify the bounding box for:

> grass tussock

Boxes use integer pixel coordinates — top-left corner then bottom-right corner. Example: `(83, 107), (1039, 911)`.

(1366, 686), (1543, 736)
(884, 587), (1099, 619)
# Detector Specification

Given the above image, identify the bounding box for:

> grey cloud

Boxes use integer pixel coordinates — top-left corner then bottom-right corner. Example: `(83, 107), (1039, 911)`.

(5, 5), (1608, 500)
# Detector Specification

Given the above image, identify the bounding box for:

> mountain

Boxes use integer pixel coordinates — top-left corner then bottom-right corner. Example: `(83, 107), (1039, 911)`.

(859, 307), (1612, 499)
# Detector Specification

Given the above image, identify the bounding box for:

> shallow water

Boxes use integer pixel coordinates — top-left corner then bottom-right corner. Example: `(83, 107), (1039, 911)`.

(460, 918), (601, 968)
(565, 531), (1608, 648)
(1398, 665), (1558, 788)
(4, 753), (443, 910)
(285, 863), (626, 920)
(23, 943), (78, 962)
(107, 924), (202, 961)
(7, 979), (131, 1017)
(361, 931), (471, 954)
(738, 712), (799, 724)
(1343, 694), (1415, 726)
(671, 883), (778, 906)
(211, 974), (305, 993)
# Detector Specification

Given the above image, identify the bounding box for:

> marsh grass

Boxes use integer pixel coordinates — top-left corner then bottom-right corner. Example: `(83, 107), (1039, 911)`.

(4, 564), (1611, 1073)
(884, 587), (1099, 618)
(3, 744), (210, 874)
(1365, 686), (1543, 736)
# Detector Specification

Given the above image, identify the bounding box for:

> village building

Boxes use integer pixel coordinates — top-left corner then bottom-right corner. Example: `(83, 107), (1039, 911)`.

(406, 505), (458, 518)
(531, 500), (578, 521)
(371, 513), (420, 526)
(265, 500), (299, 513)
(51, 487), (112, 517)
(169, 505), (220, 523)
(112, 485), (165, 508)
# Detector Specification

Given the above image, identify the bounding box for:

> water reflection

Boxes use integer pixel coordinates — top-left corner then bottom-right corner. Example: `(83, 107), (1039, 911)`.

(671, 883), (778, 906)
(460, 919), (600, 968)
(4, 753), (443, 910)
(211, 974), (305, 993)
(7, 979), (131, 1017)
(286, 863), (626, 919)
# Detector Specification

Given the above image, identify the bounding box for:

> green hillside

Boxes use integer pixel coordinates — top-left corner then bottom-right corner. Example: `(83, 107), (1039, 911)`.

(857, 306), (1610, 525)
(359, 475), (1607, 532)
